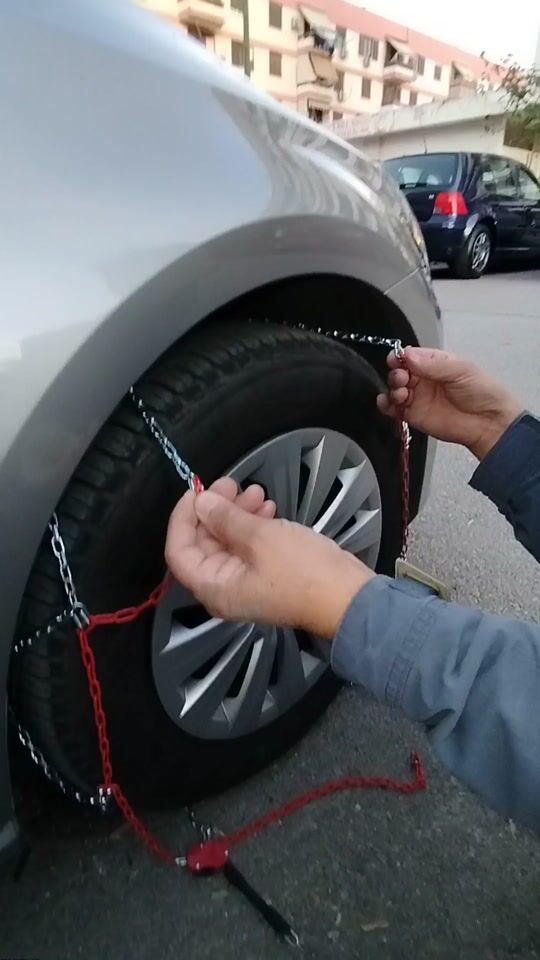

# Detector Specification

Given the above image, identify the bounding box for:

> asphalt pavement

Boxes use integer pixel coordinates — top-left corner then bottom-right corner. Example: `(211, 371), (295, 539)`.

(2, 268), (540, 960)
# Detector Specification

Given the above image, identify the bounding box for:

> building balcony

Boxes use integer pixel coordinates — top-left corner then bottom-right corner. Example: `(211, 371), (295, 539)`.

(177, 0), (224, 31)
(297, 6), (336, 55)
(298, 32), (335, 56)
(384, 37), (416, 84)
(297, 50), (338, 98)
(383, 56), (417, 84)
(296, 81), (334, 105)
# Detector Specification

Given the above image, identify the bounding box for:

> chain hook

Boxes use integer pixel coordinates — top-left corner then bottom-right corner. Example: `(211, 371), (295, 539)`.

(71, 602), (90, 629)
(394, 338), (405, 361)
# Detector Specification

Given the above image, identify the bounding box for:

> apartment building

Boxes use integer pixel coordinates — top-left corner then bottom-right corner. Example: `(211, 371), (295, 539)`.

(137, 0), (493, 122)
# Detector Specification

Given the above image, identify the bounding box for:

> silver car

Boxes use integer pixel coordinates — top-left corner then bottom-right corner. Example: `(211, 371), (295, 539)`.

(0, 0), (441, 864)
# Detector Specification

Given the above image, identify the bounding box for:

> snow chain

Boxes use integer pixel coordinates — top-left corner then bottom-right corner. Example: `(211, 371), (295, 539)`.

(10, 329), (409, 810)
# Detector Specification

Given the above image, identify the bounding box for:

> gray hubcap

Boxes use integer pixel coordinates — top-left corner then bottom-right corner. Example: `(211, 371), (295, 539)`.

(152, 428), (382, 739)
(471, 231), (490, 272)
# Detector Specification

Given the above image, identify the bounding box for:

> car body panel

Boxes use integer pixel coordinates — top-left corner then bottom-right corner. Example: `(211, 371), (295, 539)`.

(384, 151), (540, 265)
(0, 0), (441, 861)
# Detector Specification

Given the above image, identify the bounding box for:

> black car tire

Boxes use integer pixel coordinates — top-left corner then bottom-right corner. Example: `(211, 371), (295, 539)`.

(12, 321), (402, 804)
(450, 223), (492, 279)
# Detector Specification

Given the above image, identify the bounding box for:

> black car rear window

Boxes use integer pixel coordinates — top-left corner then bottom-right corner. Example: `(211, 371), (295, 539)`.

(384, 153), (459, 189)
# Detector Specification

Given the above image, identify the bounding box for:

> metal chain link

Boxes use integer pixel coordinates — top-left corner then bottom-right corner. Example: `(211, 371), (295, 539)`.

(11, 516), (103, 807)
(12, 607), (71, 656)
(282, 319), (400, 352)
(129, 388), (200, 491)
(11, 709), (108, 809)
(48, 513), (90, 628)
(11, 324), (409, 810)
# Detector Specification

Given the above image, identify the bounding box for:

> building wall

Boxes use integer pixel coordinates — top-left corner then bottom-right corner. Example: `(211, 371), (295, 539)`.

(352, 118), (540, 176)
(136, 0), (493, 121)
(355, 116), (506, 162)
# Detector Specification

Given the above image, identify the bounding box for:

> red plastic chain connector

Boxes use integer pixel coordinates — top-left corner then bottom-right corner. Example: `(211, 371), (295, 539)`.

(186, 837), (230, 874)
(191, 474), (204, 495)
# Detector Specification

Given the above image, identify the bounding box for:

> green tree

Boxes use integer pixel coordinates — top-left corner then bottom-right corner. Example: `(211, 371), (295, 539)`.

(498, 60), (540, 151)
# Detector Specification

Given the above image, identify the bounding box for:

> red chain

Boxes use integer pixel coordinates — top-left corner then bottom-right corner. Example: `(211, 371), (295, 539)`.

(72, 360), (420, 873)
(77, 615), (174, 865)
(185, 752), (425, 873)
(398, 420), (410, 558)
(395, 348), (411, 558)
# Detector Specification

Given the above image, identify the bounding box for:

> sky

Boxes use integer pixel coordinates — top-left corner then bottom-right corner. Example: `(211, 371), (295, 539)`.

(357, 0), (540, 66)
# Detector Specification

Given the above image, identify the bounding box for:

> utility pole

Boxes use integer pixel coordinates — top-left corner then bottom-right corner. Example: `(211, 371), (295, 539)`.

(242, 0), (251, 77)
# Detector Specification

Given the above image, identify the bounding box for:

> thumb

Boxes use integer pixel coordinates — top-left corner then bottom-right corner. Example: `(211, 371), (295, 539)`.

(404, 347), (473, 384)
(195, 490), (260, 552)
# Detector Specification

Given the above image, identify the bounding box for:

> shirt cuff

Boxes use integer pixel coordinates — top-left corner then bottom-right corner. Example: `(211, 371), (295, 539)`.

(331, 575), (439, 706)
(469, 412), (538, 509)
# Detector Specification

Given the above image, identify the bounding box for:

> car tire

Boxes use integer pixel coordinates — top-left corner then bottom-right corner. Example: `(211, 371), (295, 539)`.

(12, 321), (403, 804)
(451, 224), (492, 279)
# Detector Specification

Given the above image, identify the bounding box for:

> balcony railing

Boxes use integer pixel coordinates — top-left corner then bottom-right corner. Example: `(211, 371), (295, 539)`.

(298, 29), (336, 56)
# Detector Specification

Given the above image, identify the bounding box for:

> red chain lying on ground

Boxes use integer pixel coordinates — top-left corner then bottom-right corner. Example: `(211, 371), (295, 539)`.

(185, 752), (425, 873)
(79, 586), (426, 870)
(74, 380), (425, 875)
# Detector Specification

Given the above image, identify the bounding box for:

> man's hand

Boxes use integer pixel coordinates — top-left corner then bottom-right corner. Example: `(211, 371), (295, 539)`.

(165, 477), (374, 638)
(377, 347), (522, 459)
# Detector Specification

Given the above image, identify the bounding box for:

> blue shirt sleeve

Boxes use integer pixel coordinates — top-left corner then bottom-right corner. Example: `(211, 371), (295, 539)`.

(470, 412), (540, 562)
(331, 414), (540, 831)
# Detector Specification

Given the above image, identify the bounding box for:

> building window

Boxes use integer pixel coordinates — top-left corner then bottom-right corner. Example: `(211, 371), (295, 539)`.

(434, 63), (442, 81)
(308, 105), (327, 123)
(382, 83), (399, 105)
(231, 40), (244, 67)
(409, 90), (417, 105)
(269, 50), (282, 76)
(416, 55), (425, 75)
(358, 35), (378, 60)
(336, 70), (344, 94)
(361, 77), (372, 99)
(335, 26), (347, 58)
(188, 25), (203, 42)
(188, 24), (215, 49)
(333, 111), (343, 120)
(231, 0), (243, 9)
(269, 1), (282, 28)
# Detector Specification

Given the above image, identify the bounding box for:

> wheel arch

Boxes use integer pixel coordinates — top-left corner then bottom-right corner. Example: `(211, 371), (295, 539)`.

(478, 216), (497, 245)
(467, 214), (497, 246)
(3, 265), (419, 619)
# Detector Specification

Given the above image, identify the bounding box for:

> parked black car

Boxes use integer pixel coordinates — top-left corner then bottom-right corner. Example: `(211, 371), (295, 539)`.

(384, 152), (540, 278)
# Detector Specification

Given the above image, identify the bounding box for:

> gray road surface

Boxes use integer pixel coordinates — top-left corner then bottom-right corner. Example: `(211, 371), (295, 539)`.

(2, 269), (540, 960)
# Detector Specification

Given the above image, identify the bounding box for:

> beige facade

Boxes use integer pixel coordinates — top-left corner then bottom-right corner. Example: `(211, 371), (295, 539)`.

(136, 0), (492, 122)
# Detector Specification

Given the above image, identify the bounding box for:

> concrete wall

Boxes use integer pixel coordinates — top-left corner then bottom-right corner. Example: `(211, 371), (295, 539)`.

(335, 96), (540, 176)
(354, 115), (507, 162)
(504, 145), (540, 178)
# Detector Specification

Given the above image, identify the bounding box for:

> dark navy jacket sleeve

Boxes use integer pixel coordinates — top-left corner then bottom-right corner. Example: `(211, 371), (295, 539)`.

(331, 414), (540, 831)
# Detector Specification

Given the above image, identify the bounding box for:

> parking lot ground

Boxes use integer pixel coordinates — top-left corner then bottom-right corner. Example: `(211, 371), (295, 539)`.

(1, 269), (540, 960)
